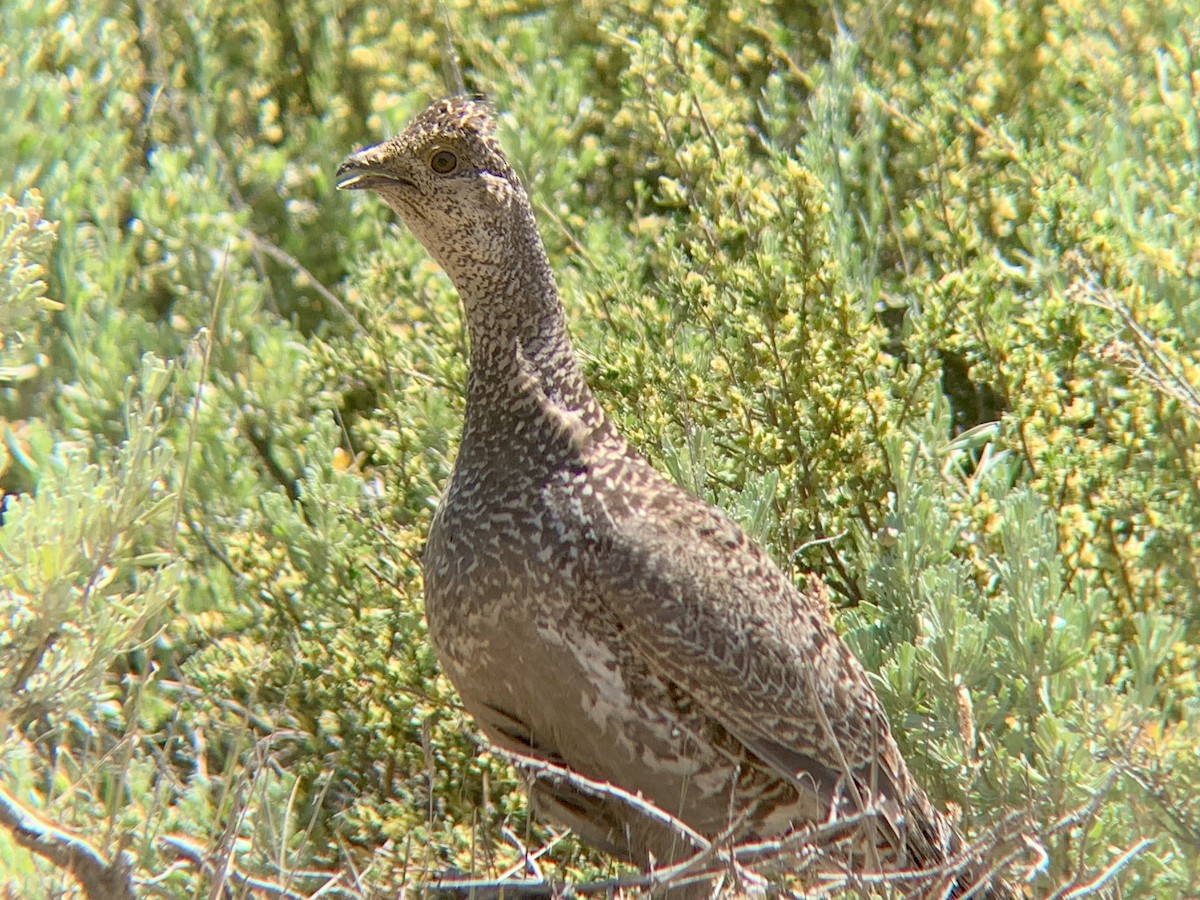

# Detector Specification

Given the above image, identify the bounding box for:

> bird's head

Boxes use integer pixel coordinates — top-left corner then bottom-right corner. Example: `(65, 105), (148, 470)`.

(336, 97), (531, 275)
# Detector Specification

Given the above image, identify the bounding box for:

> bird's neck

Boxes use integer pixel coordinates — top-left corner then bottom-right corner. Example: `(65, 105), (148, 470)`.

(450, 236), (605, 439)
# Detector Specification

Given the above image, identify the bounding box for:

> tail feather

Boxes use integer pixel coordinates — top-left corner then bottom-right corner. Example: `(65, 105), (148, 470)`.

(904, 793), (1017, 899)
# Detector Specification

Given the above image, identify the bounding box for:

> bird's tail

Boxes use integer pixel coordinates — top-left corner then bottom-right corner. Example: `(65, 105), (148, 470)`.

(902, 792), (1018, 899)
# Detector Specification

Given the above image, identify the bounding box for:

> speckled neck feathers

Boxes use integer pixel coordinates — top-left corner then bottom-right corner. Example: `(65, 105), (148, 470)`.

(452, 192), (602, 447)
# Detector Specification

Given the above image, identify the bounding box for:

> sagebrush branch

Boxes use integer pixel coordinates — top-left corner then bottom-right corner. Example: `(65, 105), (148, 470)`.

(430, 760), (1151, 899)
(0, 785), (135, 900)
(158, 833), (355, 899)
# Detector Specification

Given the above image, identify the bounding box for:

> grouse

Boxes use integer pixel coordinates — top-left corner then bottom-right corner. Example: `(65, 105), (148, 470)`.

(336, 96), (1011, 899)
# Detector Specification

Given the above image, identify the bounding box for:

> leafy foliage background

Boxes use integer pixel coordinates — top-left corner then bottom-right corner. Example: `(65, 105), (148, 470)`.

(1, 0), (1198, 896)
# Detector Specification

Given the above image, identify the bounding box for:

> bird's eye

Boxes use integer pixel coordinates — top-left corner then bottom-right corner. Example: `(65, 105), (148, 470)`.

(429, 149), (458, 174)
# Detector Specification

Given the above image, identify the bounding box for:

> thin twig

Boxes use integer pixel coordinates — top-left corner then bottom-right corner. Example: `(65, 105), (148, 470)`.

(492, 749), (709, 853)
(240, 228), (370, 337)
(175, 242), (228, 534)
(158, 833), (357, 899)
(1050, 838), (1154, 900)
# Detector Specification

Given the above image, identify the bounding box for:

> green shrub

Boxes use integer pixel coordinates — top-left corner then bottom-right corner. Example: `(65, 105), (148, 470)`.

(1, 0), (1196, 896)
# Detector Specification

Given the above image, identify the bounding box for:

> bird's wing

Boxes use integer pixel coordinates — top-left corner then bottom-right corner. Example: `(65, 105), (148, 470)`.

(573, 460), (914, 828)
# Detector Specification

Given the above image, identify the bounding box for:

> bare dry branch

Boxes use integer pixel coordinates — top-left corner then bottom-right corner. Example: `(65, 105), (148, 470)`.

(428, 753), (1155, 900)
(0, 785), (135, 900)
(158, 833), (358, 899)
(1069, 270), (1200, 420)
(1047, 838), (1153, 900)
(492, 749), (711, 853)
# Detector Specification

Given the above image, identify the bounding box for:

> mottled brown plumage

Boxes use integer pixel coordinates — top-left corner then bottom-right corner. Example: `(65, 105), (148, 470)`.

(337, 97), (1010, 898)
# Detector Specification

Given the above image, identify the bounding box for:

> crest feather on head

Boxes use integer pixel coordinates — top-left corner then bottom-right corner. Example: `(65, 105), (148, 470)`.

(409, 96), (497, 140)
